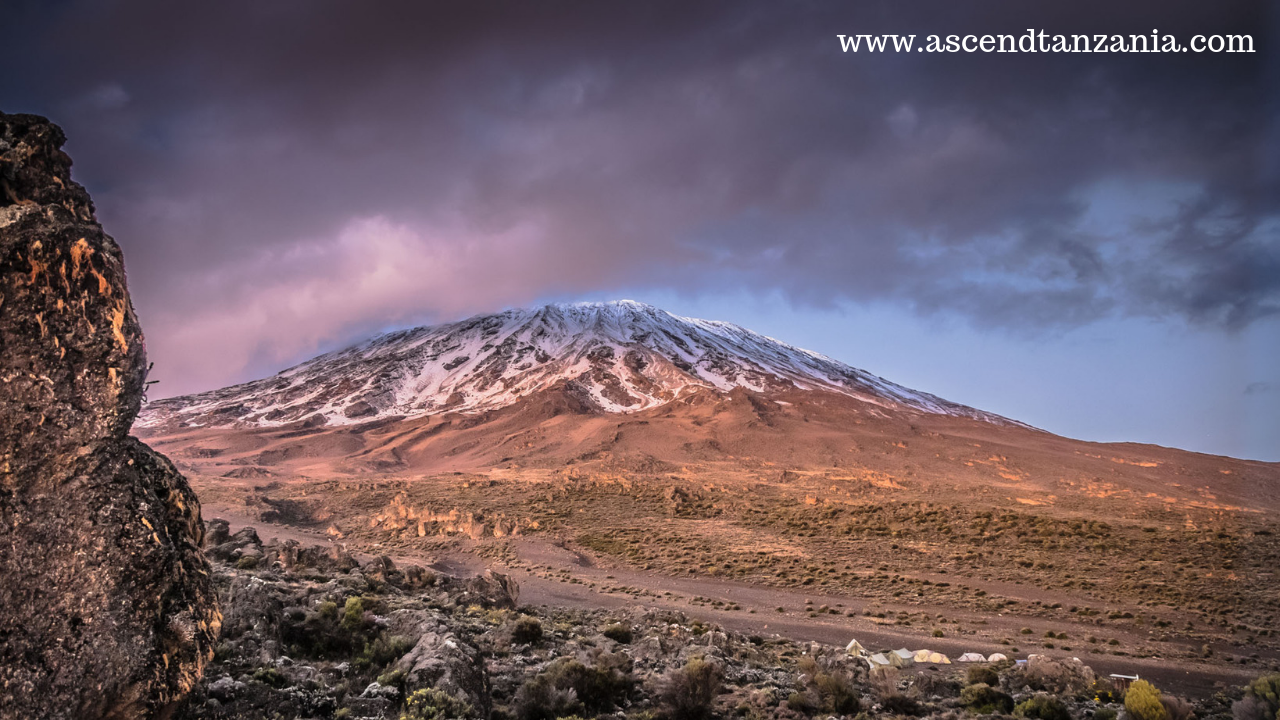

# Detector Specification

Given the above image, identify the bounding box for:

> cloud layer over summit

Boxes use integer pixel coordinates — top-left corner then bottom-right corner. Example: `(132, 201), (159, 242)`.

(3, 1), (1278, 457)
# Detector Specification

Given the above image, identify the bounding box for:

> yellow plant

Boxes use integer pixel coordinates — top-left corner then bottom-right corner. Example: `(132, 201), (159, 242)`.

(1124, 680), (1167, 720)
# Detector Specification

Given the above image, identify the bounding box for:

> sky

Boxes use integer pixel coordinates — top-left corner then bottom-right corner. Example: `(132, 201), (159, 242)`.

(3, 1), (1278, 461)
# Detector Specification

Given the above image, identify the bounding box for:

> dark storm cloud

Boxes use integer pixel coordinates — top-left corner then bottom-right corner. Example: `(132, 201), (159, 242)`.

(2, 0), (1276, 395)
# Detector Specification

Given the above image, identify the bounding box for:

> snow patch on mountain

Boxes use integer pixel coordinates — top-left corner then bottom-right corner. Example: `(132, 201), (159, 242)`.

(137, 300), (1019, 429)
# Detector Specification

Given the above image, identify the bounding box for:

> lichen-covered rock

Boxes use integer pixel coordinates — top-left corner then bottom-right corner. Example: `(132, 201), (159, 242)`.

(0, 112), (220, 719)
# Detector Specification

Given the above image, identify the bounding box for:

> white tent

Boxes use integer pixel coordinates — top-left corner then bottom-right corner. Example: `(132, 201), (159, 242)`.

(846, 639), (868, 657)
(957, 652), (987, 662)
(866, 653), (892, 669)
(890, 648), (916, 667)
(987, 653), (1008, 662)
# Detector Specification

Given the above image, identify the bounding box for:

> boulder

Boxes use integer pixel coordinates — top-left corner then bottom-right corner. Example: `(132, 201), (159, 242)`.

(0, 112), (220, 719)
(389, 612), (491, 716)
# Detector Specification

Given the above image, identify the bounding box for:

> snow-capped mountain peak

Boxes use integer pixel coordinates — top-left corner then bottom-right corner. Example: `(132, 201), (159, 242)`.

(137, 301), (1016, 429)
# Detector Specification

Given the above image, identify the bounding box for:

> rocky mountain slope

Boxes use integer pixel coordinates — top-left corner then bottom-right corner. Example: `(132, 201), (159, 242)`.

(139, 301), (1020, 430)
(0, 112), (219, 719)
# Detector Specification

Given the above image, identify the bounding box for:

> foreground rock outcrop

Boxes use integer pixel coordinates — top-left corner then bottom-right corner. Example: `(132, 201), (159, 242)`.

(0, 113), (220, 718)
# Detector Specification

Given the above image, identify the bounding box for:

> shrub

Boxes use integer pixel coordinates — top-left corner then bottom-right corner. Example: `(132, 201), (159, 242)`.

(967, 665), (1000, 687)
(786, 690), (818, 714)
(1014, 694), (1071, 720)
(914, 672), (962, 699)
(1245, 674), (1280, 707)
(401, 688), (475, 720)
(513, 655), (633, 720)
(341, 596), (368, 633)
(281, 594), (393, 662)
(378, 667), (408, 693)
(814, 671), (861, 714)
(1092, 679), (1119, 705)
(603, 623), (634, 644)
(236, 555), (259, 570)
(1095, 708), (1118, 720)
(1233, 673), (1280, 720)
(1233, 696), (1276, 720)
(357, 634), (414, 671)
(882, 694), (922, 716)
(961, 683), (1014, 714)
(514, 674), (582, 720)
(543, 657), (632, 712)
(1161, 695), (1195, 720)
(658, 657), (723, 720)
(511, 616), (544, 645)
(251, 666), (286, 688)
(1125, 680), (1167, 720)
(869, 667), (902, 700)
(797, 656), (820, 677)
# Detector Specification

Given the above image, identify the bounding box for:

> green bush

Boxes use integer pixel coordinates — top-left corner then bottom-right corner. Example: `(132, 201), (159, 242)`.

(515, 656), (632, 720)
(1014, 694), (1071, 720)
(251, 666), (286, 688)
(1246, 674), (1280, 713)
(377, 667), (408, 693)
(511, 616), (544, 645)
(400, 688), (475, 720)
(1125, 680), (1167, 720)
(967, 665), (1000, 687)
(545, 657), (631, 712)
(357, 634), (414, 671)
(603, 623), (634, 644)
(961, 683), (1014, 714)
(1233, 673), (1280, 720)
(658, 657), (722, 720)
(281, 594), (395, 663)
(341, 596), (368, 633)
(1245, 674), (1280, 707)
(1094, 708), (1118, 720)
(236, 555), (259, 570)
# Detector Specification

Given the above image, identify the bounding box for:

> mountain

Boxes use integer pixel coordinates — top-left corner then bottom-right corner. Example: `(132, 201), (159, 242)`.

(135, 298), (1280, 672)
(136, 299), (1279, 510)
(138, 300), (1020, 431)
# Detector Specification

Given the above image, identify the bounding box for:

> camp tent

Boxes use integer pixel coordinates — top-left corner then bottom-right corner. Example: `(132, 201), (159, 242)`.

(866, 653), (892, 669)
(987, 653), (1008, 663)
(913, 649), (951, 664)
(957, 653), (987, 662)
(846, 639), (868, 657)
(890, 649), (915, 668)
